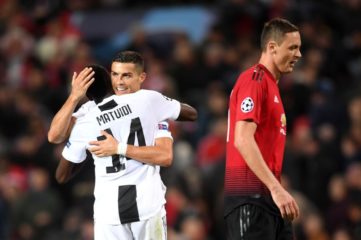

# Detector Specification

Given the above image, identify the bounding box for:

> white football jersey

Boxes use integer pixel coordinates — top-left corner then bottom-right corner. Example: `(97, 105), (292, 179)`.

(72, 100), (96, 118)
(62, 89), (180, 224)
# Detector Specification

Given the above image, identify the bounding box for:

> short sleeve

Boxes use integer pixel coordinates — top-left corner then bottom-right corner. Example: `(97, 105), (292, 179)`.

(61, 119), (90, 163)
(155, 121), (173, 140)
(147, 90), (181, 121)
(72, 101), (96, 118)
(235, 77), (264, 124)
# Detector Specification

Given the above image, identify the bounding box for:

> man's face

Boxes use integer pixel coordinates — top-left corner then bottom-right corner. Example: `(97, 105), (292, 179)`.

(273, 31), (302, 74)
(111, 62), (146, 95)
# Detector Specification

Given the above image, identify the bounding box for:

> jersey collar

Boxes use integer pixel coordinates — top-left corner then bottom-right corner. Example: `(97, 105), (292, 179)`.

(256, 63), (278, 84)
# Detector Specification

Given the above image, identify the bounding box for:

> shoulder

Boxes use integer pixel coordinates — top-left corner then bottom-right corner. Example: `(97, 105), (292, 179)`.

(75, 106), (99, 124)
(136, 90), (177, 105)
(137, 89), (159, 97)
(239, 65), (266, 82)
(234, 65), (263, 89)
(137, 89), (166, 101)
(78, 100), (96, 112)
(83, 100), (96, 108)
(73, 100), (96, 118)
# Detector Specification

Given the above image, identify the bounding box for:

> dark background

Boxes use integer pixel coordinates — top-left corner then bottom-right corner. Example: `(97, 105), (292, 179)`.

(0, 0), (360, 239)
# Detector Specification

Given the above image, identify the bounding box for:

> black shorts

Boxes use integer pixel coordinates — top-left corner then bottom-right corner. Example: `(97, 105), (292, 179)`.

(225, 204), (294, 240)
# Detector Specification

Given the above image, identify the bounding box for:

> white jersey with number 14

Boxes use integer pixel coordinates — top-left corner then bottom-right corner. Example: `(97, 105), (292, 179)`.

(62, 89), (180, 224)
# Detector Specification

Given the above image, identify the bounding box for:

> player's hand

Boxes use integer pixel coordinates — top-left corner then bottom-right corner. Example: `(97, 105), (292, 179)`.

(88, 131), (118, 157)
(270, 186), (299, 222)
(70, 67), (95, 101)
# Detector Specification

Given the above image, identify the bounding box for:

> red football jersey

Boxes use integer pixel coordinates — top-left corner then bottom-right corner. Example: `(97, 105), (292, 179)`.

(225, 64), (286, 216)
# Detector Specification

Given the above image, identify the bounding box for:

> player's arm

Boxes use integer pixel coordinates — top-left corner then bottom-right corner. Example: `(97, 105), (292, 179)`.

(48, 67), (95, 144)
(234, 120), (299, 221)
(55, 157), (87, 184)
(177, 103), (198, 121)
(88, 128), (173, 167)
(148, 90), (197, 122)
(126, 137), (173, 167)
(56, 117), (91, 183)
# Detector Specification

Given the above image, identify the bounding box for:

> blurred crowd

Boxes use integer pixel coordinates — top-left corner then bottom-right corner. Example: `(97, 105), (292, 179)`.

(0, 0), (361, 239)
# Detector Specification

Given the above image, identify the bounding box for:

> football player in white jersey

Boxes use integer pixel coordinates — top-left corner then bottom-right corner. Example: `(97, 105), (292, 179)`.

(50, 51), (197, 240)
(57, 64), (190, 240)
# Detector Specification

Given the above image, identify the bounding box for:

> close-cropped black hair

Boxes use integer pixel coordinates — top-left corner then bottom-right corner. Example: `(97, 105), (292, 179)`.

(85, 64), (112, 103)
(112, 51), (145, 72)
(260, 18), (299, 52)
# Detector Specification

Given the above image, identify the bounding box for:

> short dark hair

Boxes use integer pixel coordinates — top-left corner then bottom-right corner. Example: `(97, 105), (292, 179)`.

(86, 64), (112, 103)
(260, 18), (299, 51)
(112, 51), (145, 72)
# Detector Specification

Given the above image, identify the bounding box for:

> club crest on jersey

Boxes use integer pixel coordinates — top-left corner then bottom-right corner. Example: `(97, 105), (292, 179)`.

(158, 122), (169, 130)
(280, 113), (287, 135)
(241, 97), (254, 113)
(280, 113), (286, 127)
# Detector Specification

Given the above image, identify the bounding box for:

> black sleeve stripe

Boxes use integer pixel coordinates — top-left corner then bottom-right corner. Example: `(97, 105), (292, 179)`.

(258, 71), (264, 81)
(252, 68), (264, 82)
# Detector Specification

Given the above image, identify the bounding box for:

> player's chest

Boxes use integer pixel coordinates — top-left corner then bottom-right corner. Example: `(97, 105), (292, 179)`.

(262, 88), (286, 129)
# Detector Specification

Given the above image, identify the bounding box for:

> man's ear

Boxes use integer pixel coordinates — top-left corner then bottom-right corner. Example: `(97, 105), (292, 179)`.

(268, 40), (277, 54)
(139, 72), (146, 84)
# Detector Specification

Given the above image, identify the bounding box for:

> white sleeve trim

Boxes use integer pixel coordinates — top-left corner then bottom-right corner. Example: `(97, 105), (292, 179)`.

(155, 130), (173, 140)
(62, 147), (87, 163)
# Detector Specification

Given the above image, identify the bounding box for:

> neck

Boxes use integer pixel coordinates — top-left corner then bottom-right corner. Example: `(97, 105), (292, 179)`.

(94, 93), (112, 104)
(259, 53), (280, 83)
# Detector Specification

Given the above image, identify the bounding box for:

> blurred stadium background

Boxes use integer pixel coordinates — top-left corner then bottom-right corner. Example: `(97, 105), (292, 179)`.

(0, 0), (361, 239)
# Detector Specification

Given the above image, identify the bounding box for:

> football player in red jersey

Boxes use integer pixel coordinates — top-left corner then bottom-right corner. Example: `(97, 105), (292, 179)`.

(225, 18), (301, 240)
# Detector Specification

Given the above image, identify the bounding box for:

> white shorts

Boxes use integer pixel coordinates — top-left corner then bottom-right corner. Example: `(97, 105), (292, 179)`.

(94, 208), (167, 240)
